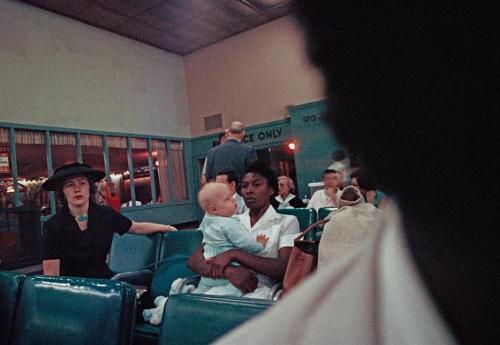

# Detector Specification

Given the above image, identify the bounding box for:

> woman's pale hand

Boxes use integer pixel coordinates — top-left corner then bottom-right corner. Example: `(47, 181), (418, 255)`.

(165, 225), (177, 232)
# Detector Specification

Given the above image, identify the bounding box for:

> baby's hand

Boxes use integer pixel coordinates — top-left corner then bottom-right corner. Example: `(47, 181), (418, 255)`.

(256, 234), (269, 247)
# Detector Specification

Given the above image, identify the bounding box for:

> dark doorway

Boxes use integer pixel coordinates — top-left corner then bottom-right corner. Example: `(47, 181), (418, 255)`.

(256, 145), (301, 195)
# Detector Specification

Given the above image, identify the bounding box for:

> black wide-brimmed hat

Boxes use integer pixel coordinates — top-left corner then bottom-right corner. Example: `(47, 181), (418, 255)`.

(42, 163), (105, 191)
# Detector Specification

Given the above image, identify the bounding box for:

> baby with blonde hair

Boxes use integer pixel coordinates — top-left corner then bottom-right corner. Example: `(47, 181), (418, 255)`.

(195, 182), (268, 296)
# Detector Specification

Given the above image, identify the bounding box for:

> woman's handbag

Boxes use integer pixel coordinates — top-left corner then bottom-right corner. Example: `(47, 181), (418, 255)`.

(282, 219), (330, 294)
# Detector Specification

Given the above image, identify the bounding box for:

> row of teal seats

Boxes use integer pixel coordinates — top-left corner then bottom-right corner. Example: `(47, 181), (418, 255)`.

(128, 230), (204, 345)
(108, 229), (204, 286)
(0, 270), (136, 345)
(277, 207), (337, 240)
(108, 208), (336, 284)
(159, 293), (274, 345)
(110, 215), (337, 345)
(143, 210), (335, 344)
(124, 230), (275, 345)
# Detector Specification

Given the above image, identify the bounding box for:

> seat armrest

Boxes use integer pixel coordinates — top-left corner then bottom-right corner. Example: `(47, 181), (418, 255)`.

(159, 294), (274, 345)
(269, 282), (283, 301)
(111, 269), (154, 286)
(170, 275), (201, 294)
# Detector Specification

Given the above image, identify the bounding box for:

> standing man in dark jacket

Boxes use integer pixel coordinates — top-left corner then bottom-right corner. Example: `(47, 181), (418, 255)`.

(205, 121), (257, 183)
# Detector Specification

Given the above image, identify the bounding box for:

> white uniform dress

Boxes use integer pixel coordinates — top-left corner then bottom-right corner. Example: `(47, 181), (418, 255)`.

(214, 202), (456, 345)
(194, 214), (264, 297)
(236, 205), (300, 299)
(233, 193), (248, 215)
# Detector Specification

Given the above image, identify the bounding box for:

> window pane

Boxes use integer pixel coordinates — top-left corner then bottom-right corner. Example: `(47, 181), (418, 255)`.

(51, 132), (77, 169)
(152, 140), (171, 203)
(15, 129), (50, 213)
(170, 141), (187, 200)
(81, 134), (104, 172)
(0, 128), (14, 209)
(107, 136), (130, 207)
(131, 138), (151, 205)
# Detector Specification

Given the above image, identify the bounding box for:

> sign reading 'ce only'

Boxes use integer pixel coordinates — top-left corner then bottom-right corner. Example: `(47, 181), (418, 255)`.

(212, 128), (283, 147)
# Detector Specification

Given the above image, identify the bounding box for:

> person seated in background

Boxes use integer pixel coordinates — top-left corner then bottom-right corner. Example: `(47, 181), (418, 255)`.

(275, 175), (306, 209)
(318, 186), (381, 267)
(216, 170), (247, 215)
(188, 162), (300, 299)
(41, 163), (177, 279)
(306, 169), (342, 210)
(328, 149), (350, 184)
(193, 182), (268, 296)
(351, 170), (387, 208)
(97, 180), (121, 212)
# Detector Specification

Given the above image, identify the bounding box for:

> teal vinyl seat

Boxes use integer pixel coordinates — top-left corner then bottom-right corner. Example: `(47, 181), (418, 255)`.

(133, 230), (202, 345)
(317, 207), (338, 220)
(133, 256), (199, 345)
(150, 230), (203, 300)
(109, 232), (162, 285)
(0, 271), (24, 343)
(158, 230), (203, 262)
(9, 275), (136, 345)
(316, 207), (337, 239)
(158, 293), (274, 345)
(277, 208), (317, 239)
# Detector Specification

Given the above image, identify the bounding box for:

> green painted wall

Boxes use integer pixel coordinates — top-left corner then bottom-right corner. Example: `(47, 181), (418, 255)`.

(191, 119), (292, 158)
(289, 100), (344, 198)
(188, 106), (343, 204)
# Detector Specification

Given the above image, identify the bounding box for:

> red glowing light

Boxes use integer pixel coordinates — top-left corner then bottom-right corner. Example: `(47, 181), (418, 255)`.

(288, 142), (296, 150)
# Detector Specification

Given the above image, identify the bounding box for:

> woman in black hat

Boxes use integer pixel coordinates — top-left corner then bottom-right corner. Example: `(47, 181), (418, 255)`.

(41, 162), (177, 279)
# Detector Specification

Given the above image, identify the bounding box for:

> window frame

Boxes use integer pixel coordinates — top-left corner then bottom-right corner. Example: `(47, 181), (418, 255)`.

(0, 123), (190, 214)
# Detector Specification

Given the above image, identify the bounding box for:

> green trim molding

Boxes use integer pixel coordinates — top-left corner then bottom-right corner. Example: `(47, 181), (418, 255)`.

(289, 100), (345, 198)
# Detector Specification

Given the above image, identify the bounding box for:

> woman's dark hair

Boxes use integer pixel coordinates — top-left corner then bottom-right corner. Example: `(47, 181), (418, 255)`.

(243, 161), (279, 195)
(217, 170), (239, 186)
(354, 170), (377, 191)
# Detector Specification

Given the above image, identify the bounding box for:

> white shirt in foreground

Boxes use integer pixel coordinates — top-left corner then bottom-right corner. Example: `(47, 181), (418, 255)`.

(215, 202), (456, 345)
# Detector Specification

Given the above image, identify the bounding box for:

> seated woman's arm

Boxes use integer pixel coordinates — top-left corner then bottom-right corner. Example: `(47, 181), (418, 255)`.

(128, 221), (176, 235)
(208, 247), (292, 282)
(187, 245), (212, 277)
(187, 245), (258, 293)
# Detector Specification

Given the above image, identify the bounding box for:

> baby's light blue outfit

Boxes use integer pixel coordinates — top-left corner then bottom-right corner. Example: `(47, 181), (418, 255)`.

(194, 214), (263, 296)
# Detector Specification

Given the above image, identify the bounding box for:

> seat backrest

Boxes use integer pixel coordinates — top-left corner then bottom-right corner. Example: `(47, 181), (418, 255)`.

(276, 208), (317, 231)
(109, 232), (162, 273)
(0, 271), (24, 342)
(277, 208), (317, 240)
(158, 230), (203, 262)
(150, 255), (196, 299)
(10, 275), (136, 345)
(318, 207), (338, 220)
(159, 294), (274, 345)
